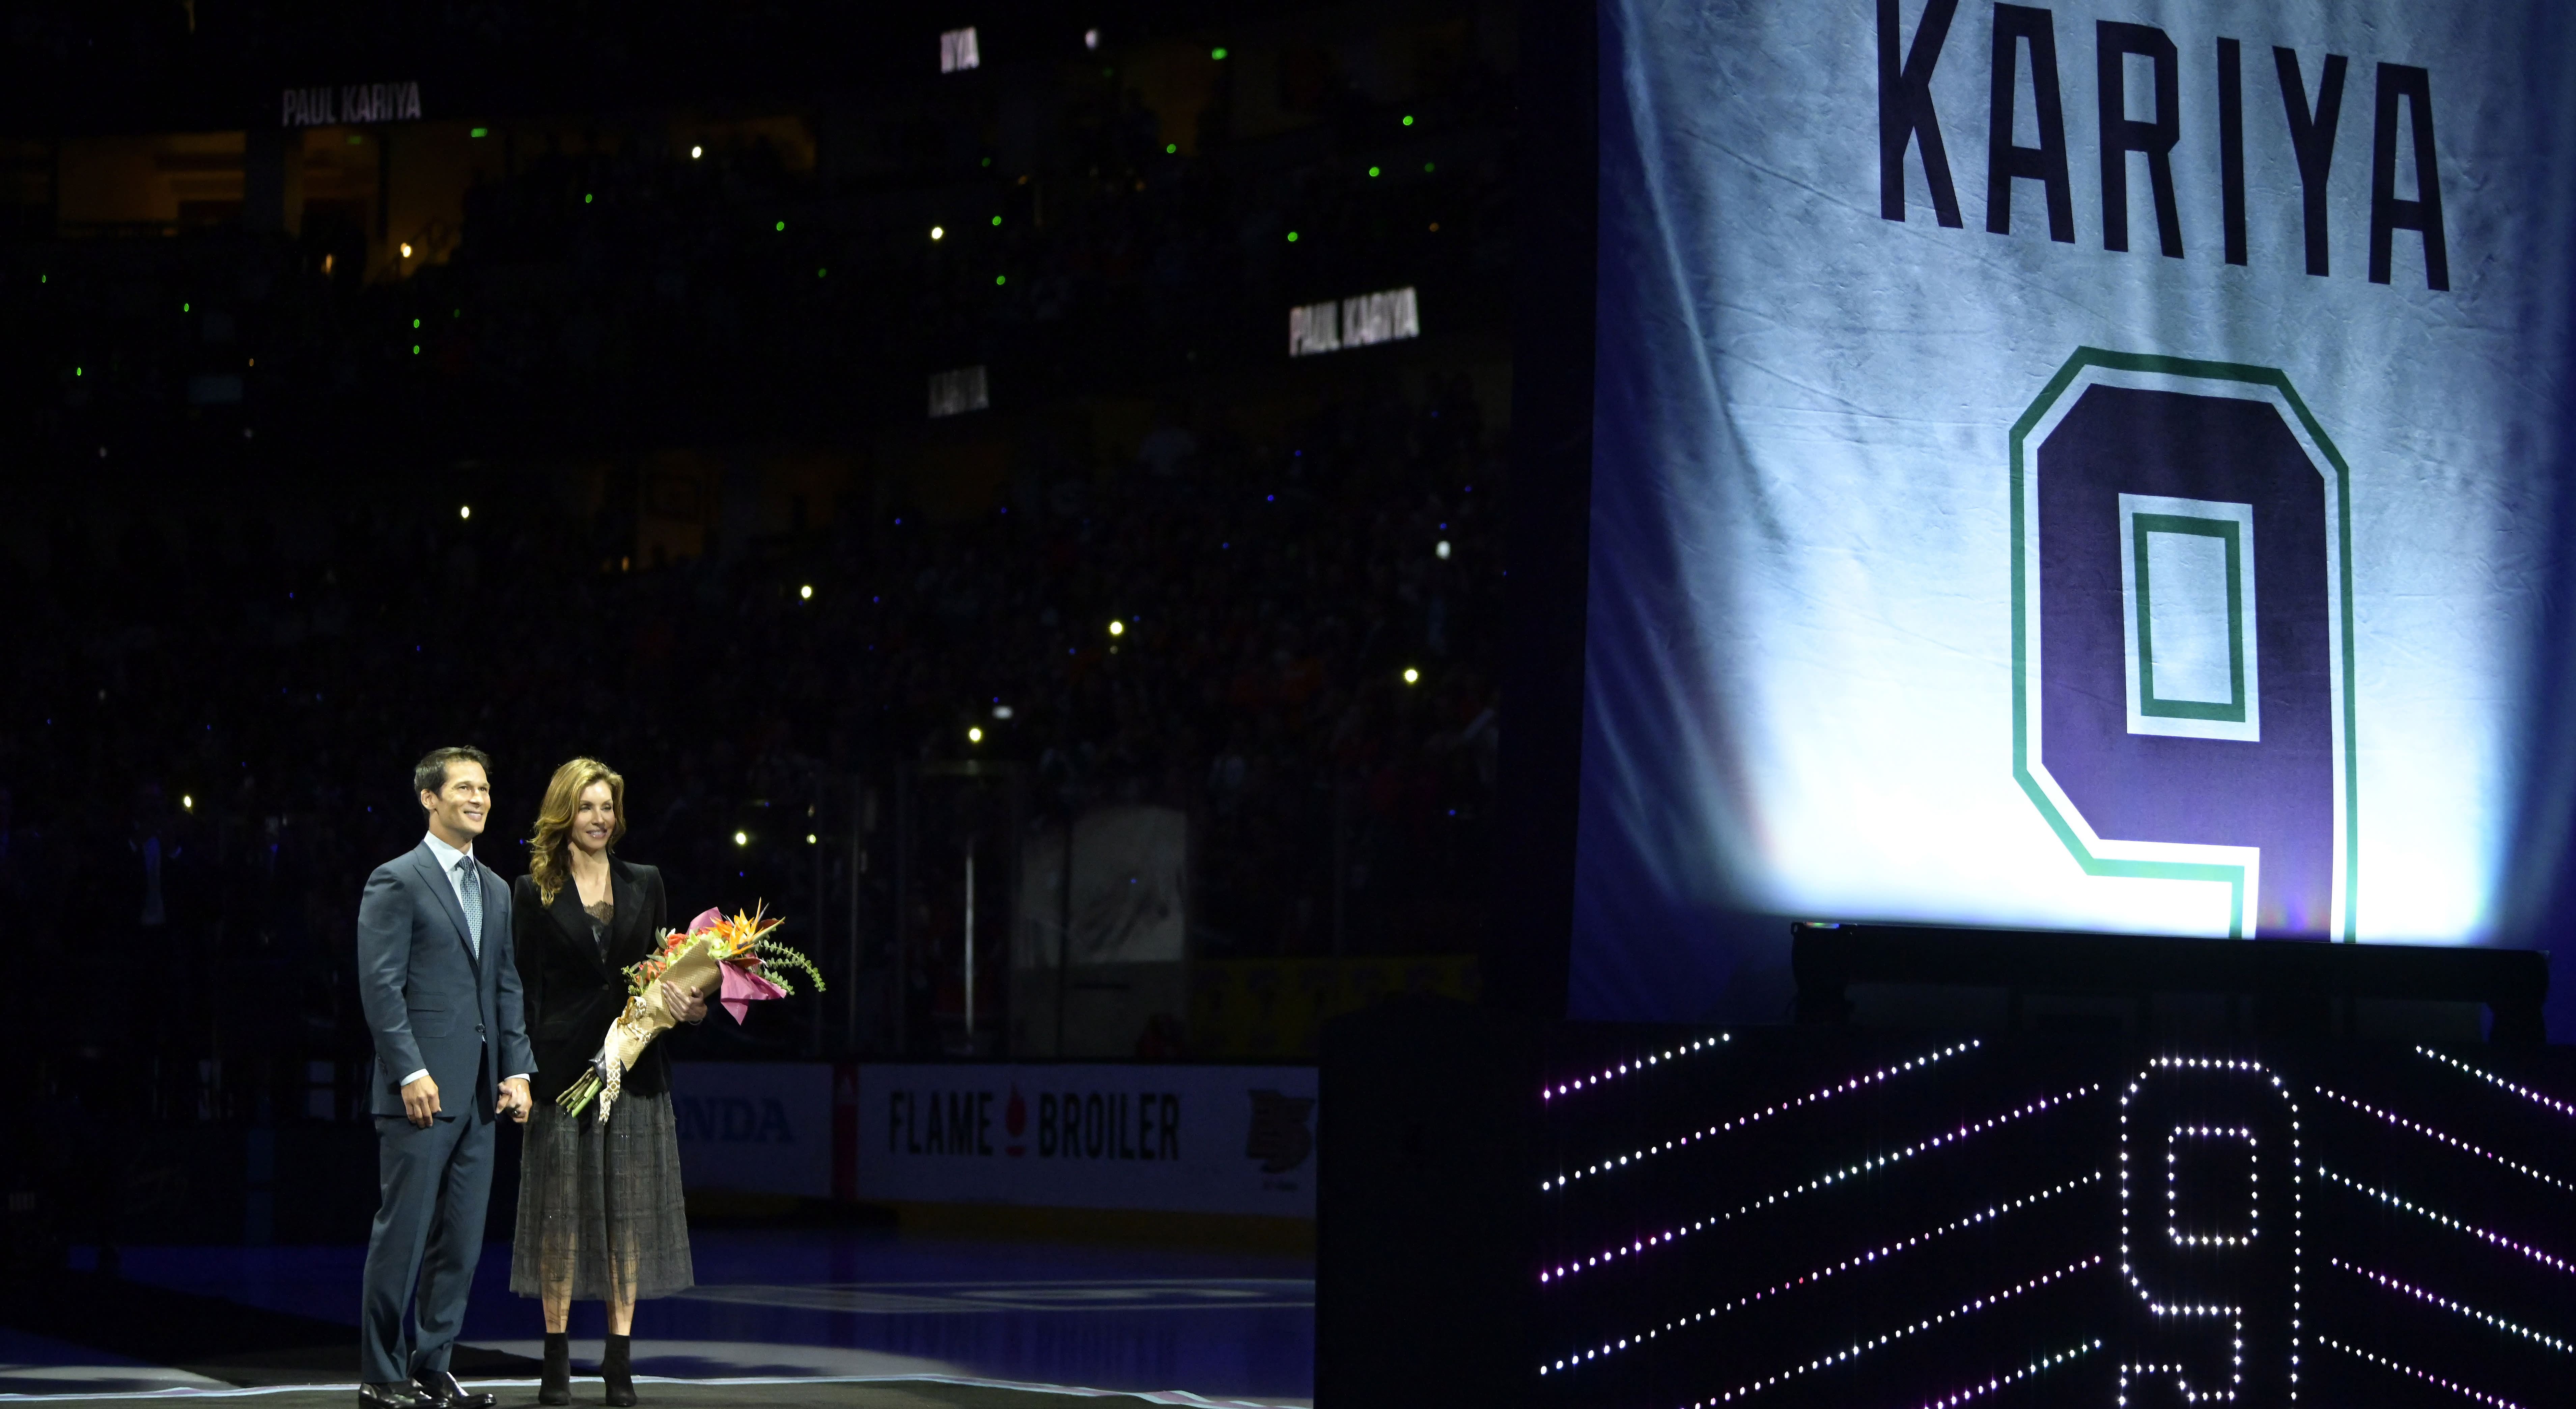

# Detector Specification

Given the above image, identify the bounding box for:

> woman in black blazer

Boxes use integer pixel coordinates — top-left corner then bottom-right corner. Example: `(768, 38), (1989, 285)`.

(509, 758), (699, 1406)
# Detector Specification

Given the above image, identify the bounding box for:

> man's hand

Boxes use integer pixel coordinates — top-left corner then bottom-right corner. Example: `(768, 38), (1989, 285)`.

(401, 1074), (442, 1128)
(668, 986), (708, 1025)
(497, 1076), (533, 1124)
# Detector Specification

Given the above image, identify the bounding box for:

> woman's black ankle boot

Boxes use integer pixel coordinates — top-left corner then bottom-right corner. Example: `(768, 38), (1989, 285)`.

(538, 1333), (571, 1406)
(601, 1333), (638, 1407)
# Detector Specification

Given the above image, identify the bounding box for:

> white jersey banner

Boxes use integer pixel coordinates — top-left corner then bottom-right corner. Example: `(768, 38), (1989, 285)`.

(1572, 0), (2576, 1021)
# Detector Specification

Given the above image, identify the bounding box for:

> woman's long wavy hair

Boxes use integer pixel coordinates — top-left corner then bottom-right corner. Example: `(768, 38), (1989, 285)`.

(528, 757), (627, 905)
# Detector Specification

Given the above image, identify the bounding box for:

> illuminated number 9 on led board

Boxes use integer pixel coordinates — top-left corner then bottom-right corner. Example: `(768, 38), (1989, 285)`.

(2116, 1059), (2302, 1406)
(2011, 350), (2356, 939)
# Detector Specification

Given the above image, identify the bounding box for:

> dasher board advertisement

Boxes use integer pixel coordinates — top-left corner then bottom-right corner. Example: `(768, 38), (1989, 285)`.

(669, 1061), (834, 1198)
(857, 1063), (1317, 1218)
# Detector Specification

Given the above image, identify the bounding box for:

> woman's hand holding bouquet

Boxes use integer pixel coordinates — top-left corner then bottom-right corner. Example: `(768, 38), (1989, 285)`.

(557, 904), (825, 1120)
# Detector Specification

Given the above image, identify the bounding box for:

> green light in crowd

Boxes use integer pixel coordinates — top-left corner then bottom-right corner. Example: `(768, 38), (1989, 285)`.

(816, 267), (827, 278)
(995, 274), (1007, 286)
(1166, 143), (1177, 154)
(470, 126), (489, 138)
(1285, 231), (1298, 242)
(412, 345), (421, 355)
(583, 193), (593, 203)
(1368, 166), (1380, 177)
(1403, 115), (1415, 126)
(182, 302), (190, 312)
(775, 220), (786, 232)
(1211, 47), (1228, 60)
(1424, 161), (1437, 173)
(991, 215), (1002, 226)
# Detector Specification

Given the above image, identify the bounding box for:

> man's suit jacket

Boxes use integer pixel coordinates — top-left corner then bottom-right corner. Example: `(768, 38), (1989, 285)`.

(357, 840), (536, 1119)
(512, 858), (671, 1107)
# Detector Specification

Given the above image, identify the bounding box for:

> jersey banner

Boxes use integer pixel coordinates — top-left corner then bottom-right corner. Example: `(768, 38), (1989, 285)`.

(1572, 0), (2576, 1022)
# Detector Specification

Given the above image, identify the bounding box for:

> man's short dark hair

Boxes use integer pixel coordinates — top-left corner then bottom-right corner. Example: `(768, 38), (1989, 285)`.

(414, 747), (494, 806)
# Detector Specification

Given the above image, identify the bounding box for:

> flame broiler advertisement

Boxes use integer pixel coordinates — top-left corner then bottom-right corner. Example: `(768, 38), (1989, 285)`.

(856, 1063), (1318, 1218)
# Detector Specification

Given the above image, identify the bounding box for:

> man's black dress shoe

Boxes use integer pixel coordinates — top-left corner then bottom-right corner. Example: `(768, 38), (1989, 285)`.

(411, 1370), (497, 1409)
(358, 1384), (425, 1409)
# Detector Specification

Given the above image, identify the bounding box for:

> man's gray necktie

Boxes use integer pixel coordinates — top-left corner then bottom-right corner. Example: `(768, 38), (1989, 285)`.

(456, 857), (483, 960)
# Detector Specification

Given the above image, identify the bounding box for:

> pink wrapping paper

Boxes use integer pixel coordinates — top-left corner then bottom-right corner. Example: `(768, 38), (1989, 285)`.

(719, 962), (787, 1023)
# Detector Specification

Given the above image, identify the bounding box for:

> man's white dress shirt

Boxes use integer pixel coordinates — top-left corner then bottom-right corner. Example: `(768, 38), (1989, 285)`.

(399, 832), (530, 1094)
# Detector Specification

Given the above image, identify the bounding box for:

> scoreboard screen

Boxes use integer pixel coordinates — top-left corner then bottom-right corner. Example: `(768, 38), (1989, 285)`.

(1533, 1030), (2570, 1409)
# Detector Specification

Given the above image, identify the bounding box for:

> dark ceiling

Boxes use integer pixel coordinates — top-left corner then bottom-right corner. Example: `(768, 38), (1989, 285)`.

(0, 0), (1385, 134)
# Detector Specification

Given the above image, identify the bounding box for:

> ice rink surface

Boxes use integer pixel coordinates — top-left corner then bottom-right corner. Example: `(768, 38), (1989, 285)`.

(0, 1231), (1312, 1407)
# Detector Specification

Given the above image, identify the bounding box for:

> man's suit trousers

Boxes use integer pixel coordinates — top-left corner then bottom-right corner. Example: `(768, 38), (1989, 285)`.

(358, 1106), (495, 1383)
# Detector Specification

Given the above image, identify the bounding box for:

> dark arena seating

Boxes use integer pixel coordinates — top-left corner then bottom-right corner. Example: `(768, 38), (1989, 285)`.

(0, 3), (1507, 1403)
(0, 1), (1512, 1073)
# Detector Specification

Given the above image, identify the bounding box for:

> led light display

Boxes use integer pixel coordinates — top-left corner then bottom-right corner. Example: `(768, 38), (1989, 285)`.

(2315, 1337), (2524, 1409)
(2327, 1258), (2572, 1353)
(1545, 1040), (1972, 1188)
(1540, 1082), (2098, 1284)
(1923, 1342), (2101, 1409)
(2418, 1044), (2576, 1119)
(1690, 1257), (2102, 1405)
(1534, 1031), (2571, 1408)
(2115, 1059), (2299, 1403)
(2311, 1166), (2574, 1275)
(2310, 1085), (2571, 1193)
(1544, 1034), (1731, 1103)
(1573, 0), (2576, 1024)
(1542, 1173), (2104, 1374)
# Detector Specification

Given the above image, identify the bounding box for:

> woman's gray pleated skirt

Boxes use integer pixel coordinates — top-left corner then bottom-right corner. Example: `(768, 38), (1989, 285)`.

(510, 1089), (695, 1302)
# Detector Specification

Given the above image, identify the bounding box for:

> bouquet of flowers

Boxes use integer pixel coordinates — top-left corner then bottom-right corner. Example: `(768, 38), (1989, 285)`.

(556, 903), (826, 1120)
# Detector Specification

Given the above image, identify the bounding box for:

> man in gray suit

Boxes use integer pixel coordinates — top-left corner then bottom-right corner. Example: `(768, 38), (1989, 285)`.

(356, 747), (536, 1409)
